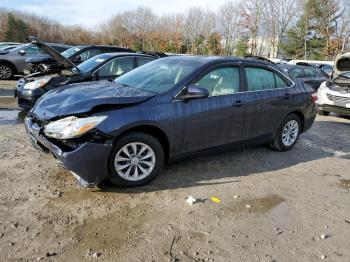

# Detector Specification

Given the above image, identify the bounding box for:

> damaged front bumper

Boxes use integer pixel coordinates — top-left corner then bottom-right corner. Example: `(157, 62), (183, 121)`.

(25, 116), (112, 187)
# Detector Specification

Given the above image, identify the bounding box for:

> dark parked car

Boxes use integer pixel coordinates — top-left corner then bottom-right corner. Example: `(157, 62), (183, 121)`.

(0, 43), (71, 79)
(25, 44), (135, 74)
(278, 64), (329, 90)
(16, 45), (156, 109)
(25, 56), (317, 188)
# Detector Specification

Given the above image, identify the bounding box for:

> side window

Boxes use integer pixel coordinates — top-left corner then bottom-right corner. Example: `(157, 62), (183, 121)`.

(79, 49), (101, 61)
(137, 57), (154, 67)
(275, 74), (289, 88)
(25, 46), (40, 55)
(98, 57), (135, 77)
(245, 67), (275, 91)
(304, 68), (317, 78)
(290, 68), (305, 78)
(195, 67), (240, 96)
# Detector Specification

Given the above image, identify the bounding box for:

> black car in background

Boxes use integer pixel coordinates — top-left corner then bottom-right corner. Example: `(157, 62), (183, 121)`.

(278, 64), (329, 90)
(0, 42), (71, 79)
(25, 56), (317, 188)
(25, 44), (135, 74)
(16, 50), (156, 109)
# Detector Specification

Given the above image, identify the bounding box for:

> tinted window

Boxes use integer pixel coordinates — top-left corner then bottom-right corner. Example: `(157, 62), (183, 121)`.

(62, 47), (82, 58)
(245, 67), (275, 91)
(77, 54), (110, 73)
(98, 57), (134, 77)
(304, 68), (317, 77)
(137, 57), (154, 66)
(275, 74), (288, 88)
(290, 68), (305, 78)
(195, 67), (240, 96)
(115, 58), (202, 93)
(25, 46), (42, 54)
(79, 49), (101, 61)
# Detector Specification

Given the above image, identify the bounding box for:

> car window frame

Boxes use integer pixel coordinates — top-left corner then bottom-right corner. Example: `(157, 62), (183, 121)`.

(242, 63), (294, 93)
(93, 56), (137, 77)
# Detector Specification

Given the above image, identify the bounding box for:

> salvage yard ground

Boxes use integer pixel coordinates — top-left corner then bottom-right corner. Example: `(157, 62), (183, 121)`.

(0, 80), (349, 261)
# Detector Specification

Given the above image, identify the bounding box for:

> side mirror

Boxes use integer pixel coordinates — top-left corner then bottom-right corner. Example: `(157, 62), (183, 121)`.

(19, 50), (26, 56)
(178, 85), (209, 100)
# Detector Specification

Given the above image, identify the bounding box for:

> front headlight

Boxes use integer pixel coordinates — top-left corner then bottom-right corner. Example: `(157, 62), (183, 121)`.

(23, 77), (51, 90)
(44, 116), (107, 139)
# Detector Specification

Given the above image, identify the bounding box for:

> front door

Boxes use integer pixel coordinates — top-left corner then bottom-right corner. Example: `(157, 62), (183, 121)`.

(174, 65), (246, 154)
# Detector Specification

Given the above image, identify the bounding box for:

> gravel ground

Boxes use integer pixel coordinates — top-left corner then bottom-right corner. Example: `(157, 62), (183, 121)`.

(0, 79), (349, 261)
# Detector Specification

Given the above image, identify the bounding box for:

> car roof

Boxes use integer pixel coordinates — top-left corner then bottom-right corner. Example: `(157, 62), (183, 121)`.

(46, 43), (72, 48)
(161, 55), (277, 68)
(94, 52), (155, 59)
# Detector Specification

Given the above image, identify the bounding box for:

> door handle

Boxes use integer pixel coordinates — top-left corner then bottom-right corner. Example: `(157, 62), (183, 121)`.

(233, 100), (243, 107)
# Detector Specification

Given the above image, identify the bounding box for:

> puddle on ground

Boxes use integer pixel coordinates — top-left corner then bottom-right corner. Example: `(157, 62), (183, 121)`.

(339, 179), (350, 190)
(0, 109), (26, 125)
(0, 96), (17, 109)
(234, 195), (285, 214)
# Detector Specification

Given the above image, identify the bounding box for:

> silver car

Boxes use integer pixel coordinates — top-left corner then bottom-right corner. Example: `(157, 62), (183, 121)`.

(0, 43), (71, 79)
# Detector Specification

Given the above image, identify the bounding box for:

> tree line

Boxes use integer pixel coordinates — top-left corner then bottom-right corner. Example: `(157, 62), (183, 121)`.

(0, 0), (349, 60)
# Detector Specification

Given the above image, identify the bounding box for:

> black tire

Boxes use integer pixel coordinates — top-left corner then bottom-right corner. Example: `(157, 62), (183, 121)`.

(108, 132), (164, 187)
(0, 63), (14, 80)
(318, 109), (330, 116)
(271, 114), (302, 151)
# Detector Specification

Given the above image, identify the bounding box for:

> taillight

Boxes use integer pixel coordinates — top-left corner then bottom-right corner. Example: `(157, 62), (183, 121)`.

(311, 93), (318, 103)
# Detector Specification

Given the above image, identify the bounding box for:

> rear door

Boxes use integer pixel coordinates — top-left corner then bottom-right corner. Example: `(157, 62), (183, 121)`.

(174, 64), (247, 154)
(241, 64), (294, 141)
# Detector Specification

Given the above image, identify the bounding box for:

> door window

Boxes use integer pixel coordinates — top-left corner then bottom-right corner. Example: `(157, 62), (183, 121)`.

(304, 68), (317, 77)
(137, 57), (154, 66)
(98, 57), (135, 77)
(290, 68), (305, 78)
(245, 67), (290, 90)
(194, 67), (240, 96)
(245, 67), (276, 91)
(25, 46), (42, 54)
(79, 49), (101, 61)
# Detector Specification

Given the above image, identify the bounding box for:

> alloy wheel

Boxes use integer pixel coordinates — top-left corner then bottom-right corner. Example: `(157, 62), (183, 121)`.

(281, 120), (299, 147)
(114, 142), (156, 181)
(0, 65), (12, 79)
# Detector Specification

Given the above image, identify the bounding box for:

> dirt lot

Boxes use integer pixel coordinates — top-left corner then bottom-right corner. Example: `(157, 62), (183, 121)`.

(0, 80), (349, 261)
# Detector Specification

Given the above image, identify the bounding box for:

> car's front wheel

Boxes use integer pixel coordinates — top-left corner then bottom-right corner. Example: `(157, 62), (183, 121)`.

(317, 109), (330, 116)
(271, 114), (301, 151)
(108, 132), (164, 187)
(0, 63), (14, 80)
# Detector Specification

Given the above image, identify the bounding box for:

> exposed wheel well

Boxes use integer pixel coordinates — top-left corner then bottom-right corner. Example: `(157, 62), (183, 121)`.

(115, 125), (170, 162)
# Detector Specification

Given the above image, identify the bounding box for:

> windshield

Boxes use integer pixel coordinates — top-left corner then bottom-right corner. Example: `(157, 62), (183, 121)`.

(62, 46), (82, 58)
(76, 54), (110, 73)
(114, 58), (202, 93)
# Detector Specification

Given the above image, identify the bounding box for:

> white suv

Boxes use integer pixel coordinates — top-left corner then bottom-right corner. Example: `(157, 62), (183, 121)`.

(317, 52), (350, 116)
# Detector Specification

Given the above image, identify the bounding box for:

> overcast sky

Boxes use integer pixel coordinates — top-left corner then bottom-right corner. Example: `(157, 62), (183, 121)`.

(1, 0), (232, 28)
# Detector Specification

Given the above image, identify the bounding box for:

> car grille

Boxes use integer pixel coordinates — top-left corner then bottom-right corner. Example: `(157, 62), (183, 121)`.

(327, 94), (350, 104)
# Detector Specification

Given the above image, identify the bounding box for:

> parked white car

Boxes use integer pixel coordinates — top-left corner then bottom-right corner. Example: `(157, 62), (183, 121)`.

(317, 52), (350, 116)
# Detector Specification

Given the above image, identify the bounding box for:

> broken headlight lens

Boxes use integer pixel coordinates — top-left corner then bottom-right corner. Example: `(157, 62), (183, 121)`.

(44, 116), (107, 139)
(23, 77), (51, 90)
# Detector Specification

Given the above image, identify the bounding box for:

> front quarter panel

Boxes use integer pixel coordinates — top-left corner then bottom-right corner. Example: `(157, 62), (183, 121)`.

(96, 95), (175, 154)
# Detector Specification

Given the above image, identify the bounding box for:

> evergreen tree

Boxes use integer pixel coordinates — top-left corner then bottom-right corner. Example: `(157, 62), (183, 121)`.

(4, 13), (28, 42)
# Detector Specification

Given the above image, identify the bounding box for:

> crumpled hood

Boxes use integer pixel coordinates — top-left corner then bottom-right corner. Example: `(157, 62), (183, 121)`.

(31, 81), (155, 120)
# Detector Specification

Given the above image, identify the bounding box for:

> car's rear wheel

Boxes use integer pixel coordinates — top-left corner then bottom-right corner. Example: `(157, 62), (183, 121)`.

(108, 132), (164, 187)
(0, 63), (14, 80)
(317, 109), (330, 116)
(271, 114), (301, 151)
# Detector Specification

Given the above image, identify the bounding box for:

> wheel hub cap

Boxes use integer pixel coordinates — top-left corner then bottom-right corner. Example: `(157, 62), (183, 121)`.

(282, 120), (299, 147)
(114, 142), (156, 181)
